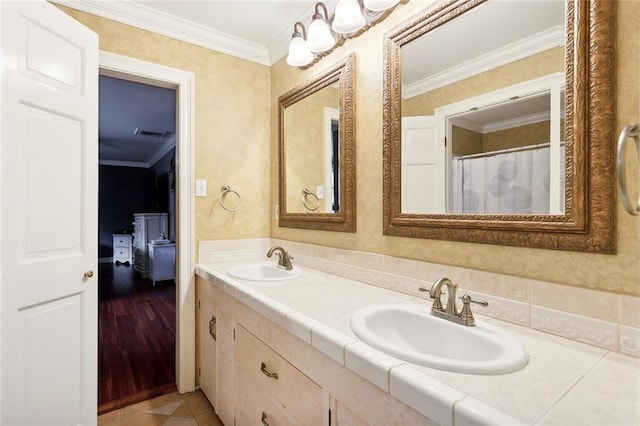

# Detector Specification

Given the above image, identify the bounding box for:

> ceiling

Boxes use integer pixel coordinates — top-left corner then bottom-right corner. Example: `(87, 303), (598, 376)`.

(99, 75), (176, 167)
(401, 1), (565, 86)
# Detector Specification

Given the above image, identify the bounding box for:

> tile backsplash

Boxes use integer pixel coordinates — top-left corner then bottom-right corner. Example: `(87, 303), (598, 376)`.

(198, 238), (640, 358)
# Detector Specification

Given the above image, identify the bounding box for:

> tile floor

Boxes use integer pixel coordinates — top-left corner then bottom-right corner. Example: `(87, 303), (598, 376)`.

(98, 390), (224, 426)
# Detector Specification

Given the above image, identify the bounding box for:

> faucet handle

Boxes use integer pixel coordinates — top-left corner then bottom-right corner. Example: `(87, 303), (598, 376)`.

(419, 286), (443, 311)
(459, 294), (488, 307)
(459, 294), (488, 326)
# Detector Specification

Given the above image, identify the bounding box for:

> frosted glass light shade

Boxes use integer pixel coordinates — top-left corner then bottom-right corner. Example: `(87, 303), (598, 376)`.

(307, 18), (336, 52)
(363, 0), (399, 11)
(286, 36), (314, 67)
(332, 0), (365, 34)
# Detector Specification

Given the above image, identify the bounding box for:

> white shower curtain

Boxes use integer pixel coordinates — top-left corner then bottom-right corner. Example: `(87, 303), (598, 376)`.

(453, 145), (564, 214)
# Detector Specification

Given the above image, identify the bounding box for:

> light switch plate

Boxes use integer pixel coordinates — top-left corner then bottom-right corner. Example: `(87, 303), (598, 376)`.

(196, 179), (207, 197)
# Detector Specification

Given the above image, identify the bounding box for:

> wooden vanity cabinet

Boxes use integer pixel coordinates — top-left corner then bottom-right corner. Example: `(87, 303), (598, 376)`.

(234, 325), (323, 425)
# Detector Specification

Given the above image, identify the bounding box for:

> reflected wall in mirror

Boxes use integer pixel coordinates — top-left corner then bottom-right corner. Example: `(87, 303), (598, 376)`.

(383, 0), (615, 252)
(279, 53), (356, 232)
(285, 85), (340, 214)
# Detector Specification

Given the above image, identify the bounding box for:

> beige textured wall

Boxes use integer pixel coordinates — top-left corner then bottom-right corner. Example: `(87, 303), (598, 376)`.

(481, 121), (551, 152)
(284, 86), (339, 213)
(271, 0), (640, 296)
(452, 126), (483, 156)
(452, 120), (567, 155)
(57, 6), (272, 246)
(452, 122), (552, 156)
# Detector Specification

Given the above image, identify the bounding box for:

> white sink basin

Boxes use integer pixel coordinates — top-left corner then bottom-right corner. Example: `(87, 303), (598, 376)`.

(350, 304), (528, 375)
(227, 263), (302, 282)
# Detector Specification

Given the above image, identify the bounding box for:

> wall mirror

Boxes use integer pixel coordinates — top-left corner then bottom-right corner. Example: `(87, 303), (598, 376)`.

(279, 53), (356, 232)
(383, 0), (615, 253)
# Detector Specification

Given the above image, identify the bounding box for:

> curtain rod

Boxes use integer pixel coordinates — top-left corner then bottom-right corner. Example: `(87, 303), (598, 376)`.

(453, 141), (565, 160)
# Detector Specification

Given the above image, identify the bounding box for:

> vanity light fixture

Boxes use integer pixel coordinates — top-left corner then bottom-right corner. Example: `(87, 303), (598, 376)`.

(363, 0), (400, 11)
(307, 2), (336, 52)
(287, 0), (406, 69)
(286, 21), (315, 67)
(332, 0), (366, 33)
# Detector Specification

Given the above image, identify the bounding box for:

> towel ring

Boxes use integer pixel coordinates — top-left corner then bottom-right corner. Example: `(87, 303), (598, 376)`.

(219, 185), (242, 212)
(302, 188), (320, 212)
(616, 124), (640, 216)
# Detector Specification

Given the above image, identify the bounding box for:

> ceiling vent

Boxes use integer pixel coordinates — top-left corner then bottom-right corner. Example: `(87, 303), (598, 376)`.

(134, 128), (171, 137)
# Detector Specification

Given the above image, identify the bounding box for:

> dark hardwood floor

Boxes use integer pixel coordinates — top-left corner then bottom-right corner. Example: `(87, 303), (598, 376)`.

(98, 262), (176, 415)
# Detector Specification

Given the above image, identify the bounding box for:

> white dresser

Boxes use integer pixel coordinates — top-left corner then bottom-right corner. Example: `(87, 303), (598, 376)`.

(132, 213), (168, 278)
(112, 233), (132, 265)
(148, 242), (176, 286)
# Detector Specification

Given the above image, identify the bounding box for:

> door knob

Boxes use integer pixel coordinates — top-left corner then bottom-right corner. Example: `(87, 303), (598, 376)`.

(84, 270), (94, 278)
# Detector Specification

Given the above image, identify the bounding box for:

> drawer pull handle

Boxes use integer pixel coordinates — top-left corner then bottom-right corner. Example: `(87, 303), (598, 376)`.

(260, 362), (278, 379)
(209, 316), (217, 340)
(261, 412), (270, 426)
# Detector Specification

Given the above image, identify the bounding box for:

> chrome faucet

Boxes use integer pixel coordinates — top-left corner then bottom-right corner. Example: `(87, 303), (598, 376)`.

(267, 246), (294, 270)
(419, 277), (488, 326)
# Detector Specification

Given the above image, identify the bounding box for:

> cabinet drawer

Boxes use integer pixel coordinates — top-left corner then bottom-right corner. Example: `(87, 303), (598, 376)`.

(114, 247), (130, 258)
(237, 371), (293, 426)
(235, 325), (322, 425)
(113, 236), (131, 247)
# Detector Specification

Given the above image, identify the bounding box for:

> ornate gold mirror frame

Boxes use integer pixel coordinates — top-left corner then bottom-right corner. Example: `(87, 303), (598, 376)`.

(383, 0), (615, 253)
(279, 54), (356, 232)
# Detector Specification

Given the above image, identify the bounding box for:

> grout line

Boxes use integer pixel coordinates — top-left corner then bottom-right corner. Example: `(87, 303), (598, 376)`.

(531, 350), (607, 424)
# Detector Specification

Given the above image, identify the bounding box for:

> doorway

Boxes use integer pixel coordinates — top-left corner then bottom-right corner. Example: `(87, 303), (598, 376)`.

(97, 51), (197, 412)
(97, 73), (177, 413)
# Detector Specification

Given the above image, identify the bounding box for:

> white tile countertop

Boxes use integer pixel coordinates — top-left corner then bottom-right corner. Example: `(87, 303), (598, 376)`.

(196, 262), (640, 426)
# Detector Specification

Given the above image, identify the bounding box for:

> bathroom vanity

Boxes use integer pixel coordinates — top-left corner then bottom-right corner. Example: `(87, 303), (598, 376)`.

(196, 259), (639, 426)
(196, 273), (432, 426)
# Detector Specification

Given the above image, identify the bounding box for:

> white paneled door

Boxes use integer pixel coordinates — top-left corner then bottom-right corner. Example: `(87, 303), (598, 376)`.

(1, 1), (98, 424)
(401, 116), (446, 214)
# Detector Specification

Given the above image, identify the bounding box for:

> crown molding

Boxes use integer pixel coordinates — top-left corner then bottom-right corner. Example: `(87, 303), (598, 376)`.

(100, 136), (175, 168)
(99, 159), (151, 168)
(452, 112), (554, 135)
(451, 116), (484, 133)
(453, 112), (554, 135)
(148, 136), (176, 168)
(52, 0), (271, 65)
(483, 111), (550, 134)
(403, 26), (565, 100)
